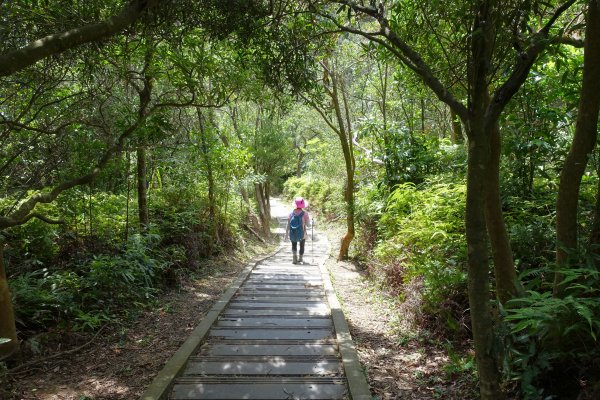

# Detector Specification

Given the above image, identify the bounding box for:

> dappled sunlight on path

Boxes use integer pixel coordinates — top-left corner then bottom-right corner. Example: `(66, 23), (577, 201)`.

(143, 205), (371, 399)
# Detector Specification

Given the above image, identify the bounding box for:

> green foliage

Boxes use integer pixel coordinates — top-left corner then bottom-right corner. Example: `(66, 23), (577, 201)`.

(501, 50), (582, 199)
(504, 193), (557, 271)
(358, 121), (466, 187)
(282, 175), (345, 219)
(364, 179), (468, 334)
(3, 189), (133, 273)
(503, 261), (600, 398)
(443, 343), (477, 380)
(354, 183), (387, 257)
(10, 234), (169, 332)
(151, 183), (243, 259)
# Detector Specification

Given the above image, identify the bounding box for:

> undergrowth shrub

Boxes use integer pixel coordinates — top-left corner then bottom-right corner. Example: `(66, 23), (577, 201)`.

(1, 198), (62, 271)
(3, 189), (133, 274)
(505, 195), (556, 271)
(354, 183), (386, 258)
(10, 234), (170, 332)
(503, 259), (600, 399)
(151, 185), (243, 262)
(283, 175), (345, 220)
(367, 179), (469, 336)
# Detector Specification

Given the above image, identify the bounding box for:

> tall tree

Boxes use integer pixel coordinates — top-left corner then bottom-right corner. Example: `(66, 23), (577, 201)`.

(303, 57), (357, 260)
(137, 146), (150, 231)
(555, 0), (600, 287)
(0, 246), (18, 358)
(314, 1), (578, 397)
(0, 46), (155, 358)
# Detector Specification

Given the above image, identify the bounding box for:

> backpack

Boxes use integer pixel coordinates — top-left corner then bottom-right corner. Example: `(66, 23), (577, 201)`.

(289, 211), (305, 242)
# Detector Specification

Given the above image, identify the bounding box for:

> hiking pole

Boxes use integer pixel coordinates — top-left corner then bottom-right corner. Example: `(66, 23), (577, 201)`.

(311, 216), (314, 265)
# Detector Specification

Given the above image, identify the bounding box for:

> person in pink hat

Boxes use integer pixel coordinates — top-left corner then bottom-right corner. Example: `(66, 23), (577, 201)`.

(284, 197), (311, 264)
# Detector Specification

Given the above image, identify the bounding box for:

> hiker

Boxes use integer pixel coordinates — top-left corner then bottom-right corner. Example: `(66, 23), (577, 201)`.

(284, 197), (310, 264)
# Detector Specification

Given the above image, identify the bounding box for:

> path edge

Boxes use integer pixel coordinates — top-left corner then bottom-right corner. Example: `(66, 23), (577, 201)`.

(140, 243), (284, 400)
(318, 235), (372, 400)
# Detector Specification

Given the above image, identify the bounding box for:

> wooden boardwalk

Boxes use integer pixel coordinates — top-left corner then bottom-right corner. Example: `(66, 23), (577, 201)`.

(142, 212), (370, 400)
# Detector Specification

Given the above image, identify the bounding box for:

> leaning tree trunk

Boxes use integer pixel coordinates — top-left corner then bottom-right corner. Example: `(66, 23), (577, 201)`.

(450, 109), (464, 143)
(0, 246), (18, 359)
(254, 182), (271, 236)
(485, 121), (520, 304)
(466, 125), (503, 399)
(555, 0), (600, 291)
(137, 147), (149, 232)
(339, 164), (355, 260)
(198, 108), (218, 251)
(332, 69), (356, 260)
(589, 155), (600, 257)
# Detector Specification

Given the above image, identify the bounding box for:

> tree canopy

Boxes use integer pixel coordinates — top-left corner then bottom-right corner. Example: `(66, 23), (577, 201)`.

(1, 1), (599, 399)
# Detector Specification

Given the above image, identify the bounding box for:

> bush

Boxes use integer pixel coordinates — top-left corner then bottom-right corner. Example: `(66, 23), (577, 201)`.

(283, 175), (345, 220)
(354, 183), (386, 257)
(10, 234), (170, 332)
(505, 195), (556, 271)
(366, 179), (469, 335)
(1, 196), (62, 271)
(151, 184), (243, 261)
(503, 260), (600, 399)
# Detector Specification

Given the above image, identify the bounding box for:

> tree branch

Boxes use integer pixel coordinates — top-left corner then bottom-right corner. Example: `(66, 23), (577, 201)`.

(0, 79), (153, 230)
(299, 93), (341, 136)
(551, 35), (585, 47)
(487, 0), (578, 125)
(329, 2), (469, 122)
(0, 0), (159, 77)
(26, 213), (65, 225)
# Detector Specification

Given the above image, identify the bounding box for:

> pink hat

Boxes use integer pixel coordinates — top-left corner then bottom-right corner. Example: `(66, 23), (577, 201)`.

(294, 197), (308, 209)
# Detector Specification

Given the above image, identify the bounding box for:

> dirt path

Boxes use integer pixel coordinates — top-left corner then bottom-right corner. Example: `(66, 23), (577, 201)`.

(2, 203), (476, 399)
(323, 225), (478, 400)
(2, 247), (274, 400)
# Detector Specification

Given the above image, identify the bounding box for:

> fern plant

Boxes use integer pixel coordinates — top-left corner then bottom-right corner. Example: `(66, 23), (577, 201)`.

(503, 259), (600, 398)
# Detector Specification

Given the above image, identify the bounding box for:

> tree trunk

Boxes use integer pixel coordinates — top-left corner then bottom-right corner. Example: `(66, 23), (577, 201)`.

(296, 150), (304, 178)
(589, 157), (600, 258)
(125, 151), (131, 242)
(333, 68), (356, 260)
(0, 246), (18, 359)
(197, 108), (217, 249)
(555, 0), (600, 289)
(421, 96), (426, 134)
(339, 165), (355, 260)
(466, 127), (503, 400)
(241, 187), (261, 231)
(137, 147), (149, 232)
(450, 109), (464, 143)
(265, 182), (272, 222)
(485, 122), (520, 304)
(88, 182), (94, 236)
(254, 182), (270, 236)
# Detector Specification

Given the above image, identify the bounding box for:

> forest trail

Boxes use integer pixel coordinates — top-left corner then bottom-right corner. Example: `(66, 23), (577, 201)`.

(143, 198), (370, 399)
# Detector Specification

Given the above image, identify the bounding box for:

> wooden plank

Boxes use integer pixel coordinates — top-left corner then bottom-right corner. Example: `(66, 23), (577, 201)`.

(209, 328), (333, 340)
(216, 317), (332, 328)
(237, 289), (324, 295)
(233, 295), (326, 302)
(184, 358), (341, 375)
(228, 302), (329, 310)
(199, 343), (338, 357)
(223, 309), (330, 317)
(171, 381), (346, 400)
(242, 284), (323, 290)
(245, 279), (323, 285)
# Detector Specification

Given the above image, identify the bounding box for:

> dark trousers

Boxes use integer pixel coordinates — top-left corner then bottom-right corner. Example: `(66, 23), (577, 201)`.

(291, 240), (305, 255)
